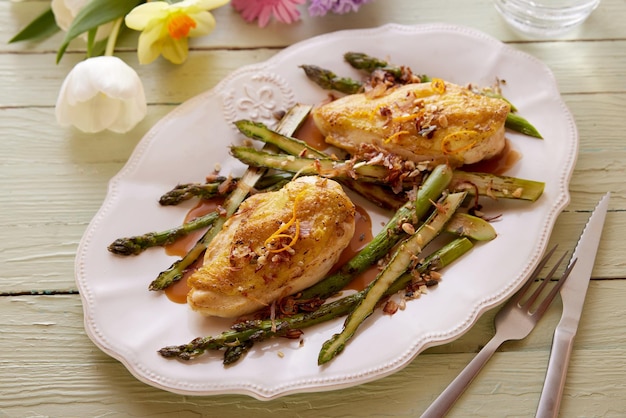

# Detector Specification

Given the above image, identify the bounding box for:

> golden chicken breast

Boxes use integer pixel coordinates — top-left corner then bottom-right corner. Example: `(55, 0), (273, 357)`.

(187, 176), (355, 318)
(312, 80), (510, 167)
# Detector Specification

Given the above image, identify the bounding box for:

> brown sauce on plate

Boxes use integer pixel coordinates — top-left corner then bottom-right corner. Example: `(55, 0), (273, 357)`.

(294, 114), (328, 151)
(164, 197), (224, 304)
(331, 206), (378, 292)
(164, 197), (224, 257)
(164, 257), (202, 304)
(462, 139), (521, 175)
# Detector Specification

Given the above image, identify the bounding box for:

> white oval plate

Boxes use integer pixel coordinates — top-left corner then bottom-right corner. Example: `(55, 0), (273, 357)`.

(75, 23), (578, 400)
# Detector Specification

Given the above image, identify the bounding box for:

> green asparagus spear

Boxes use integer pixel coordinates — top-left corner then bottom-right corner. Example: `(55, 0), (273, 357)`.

(317, 191), (467, 365)
(505, 112), (543, 139)
(230, 145), (426, 190)
(300, 64), (363, 94)
(450, 171), (545, 201)
(341, 178), (408, 210)
(297, 164), (454, 301)
(159, 173), (294, 206)
(234, 119), (328, 159)
(149, 233), (209, 291)
(343, 52), (392, 74)
(158, 237), (474, 362)
(158, 178), (233, 206)
(230, 146), (395, 184)
(223, 340), (254, 365)
(343, 52), (430, 83)
(108, 212), (220, 256)
(445, 212), (497, 241)
(149, 104), (312, 291)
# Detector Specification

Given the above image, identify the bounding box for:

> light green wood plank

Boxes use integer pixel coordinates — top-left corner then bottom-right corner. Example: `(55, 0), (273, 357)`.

(0, 286), (624, 416)
(2, 0), (625, 54)
(2, 41), (626, 108)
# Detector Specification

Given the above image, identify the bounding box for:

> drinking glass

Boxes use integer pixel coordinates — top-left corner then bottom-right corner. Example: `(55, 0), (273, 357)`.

(494, 0), (601, 37)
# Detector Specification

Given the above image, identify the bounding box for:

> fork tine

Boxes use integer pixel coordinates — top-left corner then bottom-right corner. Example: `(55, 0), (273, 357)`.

(510, 245), (558, 305)
(533, 257), (577, 317)
(522, 250), (569, 310)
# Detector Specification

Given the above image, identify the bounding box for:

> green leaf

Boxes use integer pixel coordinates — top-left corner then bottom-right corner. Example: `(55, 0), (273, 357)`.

(56, 0), (144, 63)
(86, 27), (97, 57)
(9, 8), (60, 44)
(90, 38), (109, 58)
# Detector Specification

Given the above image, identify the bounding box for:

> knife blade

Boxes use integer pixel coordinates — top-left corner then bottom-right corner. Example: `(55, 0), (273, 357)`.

(535, 192), (610, 418)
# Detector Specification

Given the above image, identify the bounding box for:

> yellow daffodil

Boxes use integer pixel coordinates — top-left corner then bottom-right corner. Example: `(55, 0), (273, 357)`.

(55, 56), (147, 133)
(125, 0), (230, 65)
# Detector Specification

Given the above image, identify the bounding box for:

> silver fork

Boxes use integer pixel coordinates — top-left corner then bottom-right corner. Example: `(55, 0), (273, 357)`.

(421, 246), (577, 418)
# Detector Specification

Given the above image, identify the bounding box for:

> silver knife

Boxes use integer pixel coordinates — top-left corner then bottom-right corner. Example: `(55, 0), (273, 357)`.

(535, 192), (610, 418)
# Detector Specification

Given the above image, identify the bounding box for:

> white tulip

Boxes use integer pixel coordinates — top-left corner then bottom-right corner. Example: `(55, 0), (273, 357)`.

(55, 56), (147, 134)
(51, 0), (113, 41)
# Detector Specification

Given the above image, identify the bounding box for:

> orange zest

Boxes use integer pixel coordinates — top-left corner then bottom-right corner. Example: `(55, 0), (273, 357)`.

(441, 130), (479, 155)
(392, 110), (424, 123)
(265, 192), (304, 253)
(384, 130), (410, 143)
(167, 12), (197, 40)
(431, 78), (446, 94)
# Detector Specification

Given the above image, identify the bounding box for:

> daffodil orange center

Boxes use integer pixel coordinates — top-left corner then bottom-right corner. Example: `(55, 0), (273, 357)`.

(167, 12), (196, 40)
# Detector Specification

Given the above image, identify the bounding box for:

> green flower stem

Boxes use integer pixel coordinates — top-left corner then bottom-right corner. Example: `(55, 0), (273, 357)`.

(105, 18), (123, 57)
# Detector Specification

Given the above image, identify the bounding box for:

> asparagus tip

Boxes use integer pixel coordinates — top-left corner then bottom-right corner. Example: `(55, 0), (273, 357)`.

(107, 239), (143, 256)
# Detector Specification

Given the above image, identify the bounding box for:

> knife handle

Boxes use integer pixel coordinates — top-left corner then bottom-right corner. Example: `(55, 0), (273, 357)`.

(536, 324), (576, 418)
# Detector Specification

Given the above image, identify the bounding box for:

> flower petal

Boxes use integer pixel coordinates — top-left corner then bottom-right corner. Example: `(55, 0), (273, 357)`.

(108, 97), (148, 133)
(125, 2), (170, 30)
(188, 11), (216, 37)
(136, 22), (167, 65)
(73, 93), (123, 133)
(161, 37), (189, 64)
(190, 0), (231, 11)
(51, 0), (75, 31)
(94, 62), (145, 100)
(61, 63), (100, 104)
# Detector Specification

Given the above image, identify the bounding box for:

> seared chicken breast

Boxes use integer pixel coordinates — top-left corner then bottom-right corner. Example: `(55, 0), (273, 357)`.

(188, 176), (355, 318)
(312, 80), (510, 167)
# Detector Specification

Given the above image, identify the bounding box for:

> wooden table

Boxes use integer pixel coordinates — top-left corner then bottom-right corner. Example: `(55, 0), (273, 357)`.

(2, 0), (625, 416)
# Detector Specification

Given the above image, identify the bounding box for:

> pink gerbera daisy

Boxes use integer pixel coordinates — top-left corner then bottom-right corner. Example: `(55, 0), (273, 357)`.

(232, 0), (306, 27)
